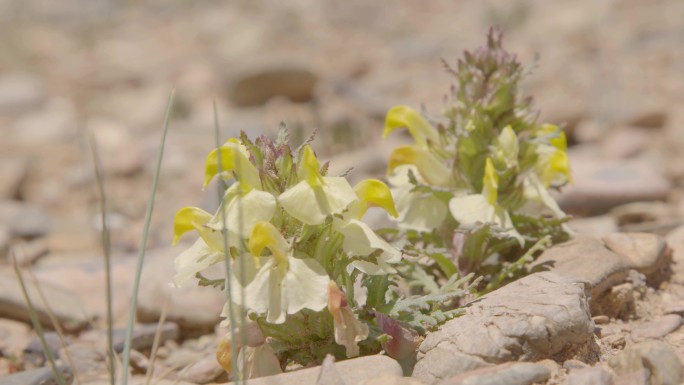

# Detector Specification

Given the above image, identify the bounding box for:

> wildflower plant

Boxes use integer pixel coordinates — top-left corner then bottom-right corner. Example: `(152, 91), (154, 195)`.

(383, 28), (572, 292)
(173, 129), (476, 377)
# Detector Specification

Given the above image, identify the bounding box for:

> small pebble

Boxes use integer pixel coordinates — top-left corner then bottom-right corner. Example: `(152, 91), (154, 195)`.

(632, 314), (682, 341)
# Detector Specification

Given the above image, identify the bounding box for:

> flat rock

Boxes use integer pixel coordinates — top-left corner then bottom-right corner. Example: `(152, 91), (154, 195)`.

(666, 225), (684, 283)
(631, 315), (682, 341)
(0, 73), (46, 114)
(224, 355), (402, 385)
(413, 272), (594, 384)
(556, 157), (670, 214)
(601, 127), (650, 159)
(362, 375), (426, 384)
(227, 62), (317, 107)
(178, 352), (226, 384)
(137, 250), (226, 336)
(0, 157), (28, 201)
(531, 235), (629, 299)
(0, 271), (94, 332)
(567, 215), (618, 237)
(57, 342), (108, 375)
(0, 200), (52, 238)
(0, 365), (73, 385)
(0, 318), (30, 357)
(607, 340), (683, 385)
(602, 233), (671, 279)
(437, 362), (550, 385)
(564, 367), (614, 385)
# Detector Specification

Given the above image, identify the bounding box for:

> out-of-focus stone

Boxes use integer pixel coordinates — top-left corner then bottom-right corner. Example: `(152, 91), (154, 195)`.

(531, 235), (629, 299)
(607, 341), (683, 385)
(178, 353), (226, 384)
(362, 375), (425, 385)
(0, 318), (30, 357)
(9, 98), (76, 144)
(0, 73), (46, 114)
(666, 225), (684, 284)
(88, 118), (144, 176)
(413, 273), (594, 384)
(107, 322), (179, 353)
(24, 332), (65, 367)
(227, 63), (317, 107)
(137, 250), (226, 336)
(631, 315), (682, 341)
(0, 201), (52, 239)
(0, 365), (73, 385)
(437, 362), (551, 385)
(57, 342), (108, 375)
(0, 271), (94, 332)
(12, 238), (49, 267)
(602, 233), (671, 280)
(556, 157), (670, 214)
(564, 367), (614, 385)
(567, 216), (619, 237)
(0, 157), (28, 201)
(601, 127), (650, 159)
(224, 355), (402, 385)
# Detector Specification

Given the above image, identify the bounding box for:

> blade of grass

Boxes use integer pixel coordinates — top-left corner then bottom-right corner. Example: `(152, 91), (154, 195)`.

(121, 89), (175, 385)
(25, 267), (83, 385)
(213, 100), (241, 382)
(86, 125), (115, 385)
(10, 248), (68, 385)
(144, 296), (170, 385)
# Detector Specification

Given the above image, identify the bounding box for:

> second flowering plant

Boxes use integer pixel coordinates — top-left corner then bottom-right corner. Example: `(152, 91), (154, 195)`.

(172, 129), (475, 378)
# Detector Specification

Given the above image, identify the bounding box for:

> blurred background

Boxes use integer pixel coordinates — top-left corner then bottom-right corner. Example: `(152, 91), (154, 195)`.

(0, 0), (683, 379)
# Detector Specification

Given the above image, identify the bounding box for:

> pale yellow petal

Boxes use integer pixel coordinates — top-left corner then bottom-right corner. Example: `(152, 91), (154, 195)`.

(204, 141), (261, 190)
(387, 145), (452, 187)
(383, 105), (440, 148)
(353, 179), (398, 218)
(173, 238), (224, 287)
(279, 177), (357, 225)
(393, 185), (448, 232)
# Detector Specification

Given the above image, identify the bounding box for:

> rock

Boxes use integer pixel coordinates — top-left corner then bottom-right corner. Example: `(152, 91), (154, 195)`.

(601, 127), (650, 159)
(0, 157), (28, 201)
(0, 365), (73, 385)
(57, 342), (108, 375)
(0, 201), (52, 238)
(317, 355), (345, 385)
(623, 109), (667, 129)
(227, 63), (317, 107)
(0, 271), (94, 332)
(413, 273), (594, 384)
(436, 362), (551, 385)
(562, 359), (589, 370)
(0, 226), (10, 259)
(91, 322), (180, 353)
(0, 73), (46, 115)
(631, 315), (682, 341)
(666, 225), (684, 283)
(531, 235), (629, 299)
(572, 120), (606, 144)
(12, 238), (49, 267)
(24, 332), (65, 366)
(224, 355), (402, 385)
(592, 315), (610, 325)
(567, 216), (618, 237)
(362, 375), (425, 385)
(178, 353), (226, 384)
(9, 98), (76, 144)
(0, 318), (31, 357)
(556, 157), (670, 214)
(87, 118), (144, 176)
(564, 367), (614, 385)
(664, 301), (684, 315)
(607, 341), (683, 385)
(601, 333), (626, 350)
(602, 233), (671, 281)
(137, 250), (226, 336)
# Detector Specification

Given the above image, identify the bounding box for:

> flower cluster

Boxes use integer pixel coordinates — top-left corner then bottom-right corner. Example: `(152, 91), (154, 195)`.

(383, 28), (572, 288)
(172, 130), (410, 375)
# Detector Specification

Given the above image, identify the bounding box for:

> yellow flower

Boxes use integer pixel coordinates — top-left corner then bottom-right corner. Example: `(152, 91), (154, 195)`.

(383, 106), (440, 148)
(535, 124), (572, 187)
(448, 158), (523, 245)
(494, 125), (519, 168)
(328, 281), (369, 357)
(387, 145), (452, 187)
(278, 145), (357, 225)
(203, 140), (261, 191)
(233, 221), (330, 324)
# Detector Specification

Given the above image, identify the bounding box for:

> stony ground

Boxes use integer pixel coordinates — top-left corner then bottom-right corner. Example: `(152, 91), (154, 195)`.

(1, 0), (684, 384)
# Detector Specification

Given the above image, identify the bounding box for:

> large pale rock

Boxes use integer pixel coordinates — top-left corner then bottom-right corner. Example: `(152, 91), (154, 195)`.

(0, 73), (46, 114)
(556, 157), (670, 214)
(437, 362), (551, 385)
(227, 62), (317, 107)
(563, 367), (614, 385)
(0, 271), (94, 332)
(0, 200), (52, 238)
(413, 273), (594, 384)
(607, 341), (683, 385)
(0, 365), (73, 385)
(531, 235), (629, 298)
(224, 355), (402, 385)
(602, 233), (671, 281)
(137, 249), (226, 336)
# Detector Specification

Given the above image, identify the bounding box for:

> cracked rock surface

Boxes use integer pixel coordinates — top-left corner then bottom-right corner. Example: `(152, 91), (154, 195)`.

(413, 272), (595, 384)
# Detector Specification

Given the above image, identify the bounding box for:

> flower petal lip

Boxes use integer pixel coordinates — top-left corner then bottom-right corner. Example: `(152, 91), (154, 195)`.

(353, 179), (399, 218)
(297, 145), (325, 187)
(387, 145), (452, 187)
(203, 141), (261, 190)
(248, 221), (289, 263)
(172, 206), (213, 246)
(383, 105), (440, 148)
(278, 177), (357, 225)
